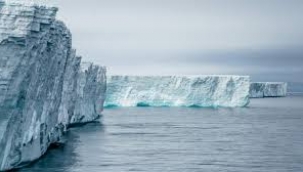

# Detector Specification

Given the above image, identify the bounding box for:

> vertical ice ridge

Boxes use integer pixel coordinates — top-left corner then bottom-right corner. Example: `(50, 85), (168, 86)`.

(0, 19), (71, 170)
(0, 1), (57, 42)
(69, 62), (106, 125)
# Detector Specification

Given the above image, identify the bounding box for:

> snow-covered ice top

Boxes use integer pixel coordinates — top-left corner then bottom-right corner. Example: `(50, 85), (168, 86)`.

(1, 0), (55, 6)
(106, 75), (250, 108)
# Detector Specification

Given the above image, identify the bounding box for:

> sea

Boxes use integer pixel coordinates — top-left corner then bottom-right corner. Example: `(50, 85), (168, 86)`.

(1, 96), (302, 172)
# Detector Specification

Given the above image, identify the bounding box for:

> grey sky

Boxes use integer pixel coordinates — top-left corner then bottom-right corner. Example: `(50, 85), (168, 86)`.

(54, 0), (303, 82)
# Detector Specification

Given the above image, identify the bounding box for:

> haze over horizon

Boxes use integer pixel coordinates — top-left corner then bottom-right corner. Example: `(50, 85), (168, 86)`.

(54, 0), (302, 82)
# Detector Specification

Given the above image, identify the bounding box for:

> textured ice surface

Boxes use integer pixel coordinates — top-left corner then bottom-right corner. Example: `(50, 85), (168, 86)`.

(58, 60), (106, 126)
(250, 82), (287, 98)
(69, 62), (106, 125)
(0, 120), (7, 144)
(57, 50), (81, 126)
(106, 75), (250, 108)
(0, 1), (106, 170)
(2, 0), (55, 6)
(0, 2), (68, 168)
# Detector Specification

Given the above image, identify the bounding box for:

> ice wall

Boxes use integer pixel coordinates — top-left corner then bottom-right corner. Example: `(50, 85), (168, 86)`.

(0, 1), (106, 170)
(0, 2), (69, 169)
(0, 120), (7, 145)
(69, 62), (106, 125)
(57, 50), (81, 126)
(106, 75), (250, 108)
(58, 58), (106, 126)
(250, 82), (287, 98)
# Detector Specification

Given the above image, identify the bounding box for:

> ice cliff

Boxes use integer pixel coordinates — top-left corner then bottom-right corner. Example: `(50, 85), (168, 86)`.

(105, 75), (250, 108)
(0, 1), (106, 171)
(250, 82), (287, 98)
(58, 55), (106, 126)
(68, 62), (106, 125)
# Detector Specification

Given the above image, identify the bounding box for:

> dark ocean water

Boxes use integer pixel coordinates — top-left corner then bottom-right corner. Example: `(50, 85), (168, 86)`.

(12, 96), (303, 172)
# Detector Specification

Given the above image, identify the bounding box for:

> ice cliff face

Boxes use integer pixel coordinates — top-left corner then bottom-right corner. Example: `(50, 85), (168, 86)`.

(0, 1), (106, 171)
(0, 2), (69, 169)
(0, 119), (7, 145)
(106, 75), (250, 108)
(250, 82), (287, 98)
(68, 62), (106, 125)
(58, 59), (106, 126)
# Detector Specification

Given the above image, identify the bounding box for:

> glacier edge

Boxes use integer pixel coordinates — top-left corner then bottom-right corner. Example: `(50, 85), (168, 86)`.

(105, 75), (250, 108)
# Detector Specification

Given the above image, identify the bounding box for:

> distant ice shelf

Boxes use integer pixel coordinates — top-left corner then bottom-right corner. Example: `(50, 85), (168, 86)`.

(105, 75), (250, 108)
(250, 82), (287, 98)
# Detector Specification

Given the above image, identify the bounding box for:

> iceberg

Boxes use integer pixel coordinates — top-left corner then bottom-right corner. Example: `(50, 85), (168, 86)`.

(58, 55), (106, 126)
(250, 82), (287, 98)
(68, 62), (106, 125)
(0, 1), (106, 171)
(0, 120), (7, 144)
(105, 75), (250, 108)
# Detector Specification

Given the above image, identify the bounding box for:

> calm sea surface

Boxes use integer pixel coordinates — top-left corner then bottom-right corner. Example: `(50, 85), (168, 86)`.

(10, 96), (303, 171)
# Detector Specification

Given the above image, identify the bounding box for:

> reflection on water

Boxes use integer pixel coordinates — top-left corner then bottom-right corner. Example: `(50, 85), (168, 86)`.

(14, 96), (303, 172)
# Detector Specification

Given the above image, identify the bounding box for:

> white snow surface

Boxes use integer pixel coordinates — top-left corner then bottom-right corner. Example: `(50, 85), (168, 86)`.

(1, 0), (54, 6)
(106, 75), (250, 108)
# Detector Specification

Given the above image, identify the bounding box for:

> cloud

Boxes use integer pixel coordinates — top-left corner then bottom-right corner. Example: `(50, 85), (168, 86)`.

(53, 0), (303, 82)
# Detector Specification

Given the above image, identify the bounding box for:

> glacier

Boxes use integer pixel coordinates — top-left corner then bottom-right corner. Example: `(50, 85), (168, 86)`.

(0, 1), (106, 171)
(0, 119), (7, 145)
(105, 75), (250, 108)
(68, 62), (106, 125)
(250, 82), (287, 98)
(57, 54), (106, 126)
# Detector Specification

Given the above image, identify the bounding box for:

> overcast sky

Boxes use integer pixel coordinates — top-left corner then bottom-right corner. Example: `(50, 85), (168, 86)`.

(53, 0), (303, 82)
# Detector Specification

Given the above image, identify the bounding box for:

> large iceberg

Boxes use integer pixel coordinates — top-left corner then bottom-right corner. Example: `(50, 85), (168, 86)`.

(58, 55), (106, 126)
(68, 62), (106, 125)
(0, 119), (7, 145)
(106, 75), (250, 108)
(0, 1), (106, 170)
(250, 82), (287, 98)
